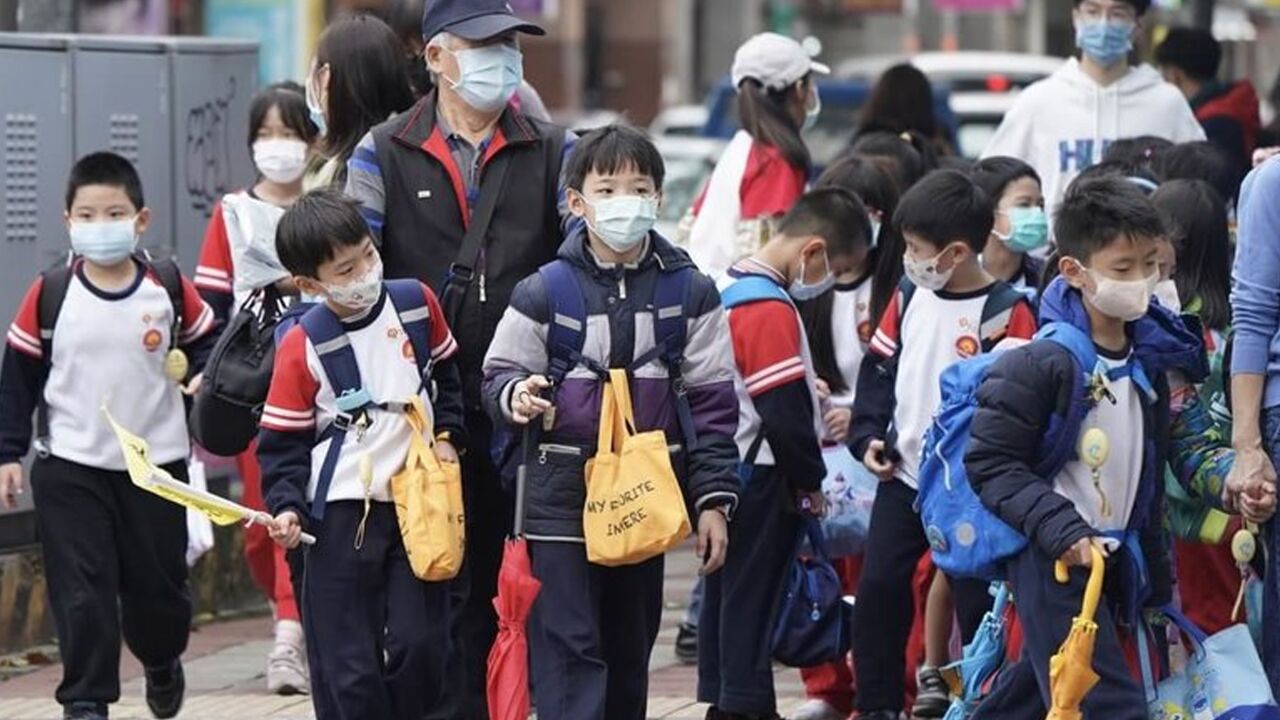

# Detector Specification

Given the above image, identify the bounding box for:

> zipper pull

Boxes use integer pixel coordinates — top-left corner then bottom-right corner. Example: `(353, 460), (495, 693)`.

(479, 272), (487, 303)
(618, 275), (627, 300)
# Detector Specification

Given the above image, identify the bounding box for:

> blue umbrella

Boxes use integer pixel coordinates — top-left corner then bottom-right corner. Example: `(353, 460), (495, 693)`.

(941, 582), (1012, 718)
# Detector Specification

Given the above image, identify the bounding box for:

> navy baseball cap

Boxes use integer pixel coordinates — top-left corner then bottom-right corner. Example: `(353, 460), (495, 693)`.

(422, 0), (546, 41)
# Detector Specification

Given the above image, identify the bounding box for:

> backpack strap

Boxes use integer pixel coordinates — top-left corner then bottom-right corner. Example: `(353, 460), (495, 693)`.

(1032, 322), (1101, 477)
(977, 282), (1026, 353)
(147, 257), (185, 347)
(384, 279), (432, 388)
(33, 265), (73, 455)
(299, 304), (367, 521)
(631, 266), (697, 449)
(539, 260), (606, 386)
(719, 275), (791, 310)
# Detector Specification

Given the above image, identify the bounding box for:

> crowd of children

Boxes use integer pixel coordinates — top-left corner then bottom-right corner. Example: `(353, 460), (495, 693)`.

(4, 1), (1280, 719)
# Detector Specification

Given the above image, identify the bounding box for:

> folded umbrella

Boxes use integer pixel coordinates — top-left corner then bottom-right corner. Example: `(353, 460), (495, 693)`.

(486, 424), (541, 720)
(1046, 543), (1106, 720)
(941, 582), (1012, 718)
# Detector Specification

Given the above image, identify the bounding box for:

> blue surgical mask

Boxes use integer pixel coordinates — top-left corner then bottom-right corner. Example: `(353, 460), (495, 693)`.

(994, 207), (1050, 253)
(586, 195), (658, 253)
(306, 78), (327, 137)
(445, 44), (523, 114)
(790, 251), (835, 301)
(70, 218), (139, 265)
(1076, 19), (1134, 67)
(803, 85), (822, 132)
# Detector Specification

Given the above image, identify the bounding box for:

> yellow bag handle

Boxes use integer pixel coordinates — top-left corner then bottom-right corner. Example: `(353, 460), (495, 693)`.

(608, 368), (639, 438)
(596, 375), (618, 456)
(401, 395), (440, 471)
(1054, 542), (1106, 621)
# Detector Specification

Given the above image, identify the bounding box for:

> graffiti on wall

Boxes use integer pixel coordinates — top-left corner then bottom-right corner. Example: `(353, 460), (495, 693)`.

(185, 76), (236, 218)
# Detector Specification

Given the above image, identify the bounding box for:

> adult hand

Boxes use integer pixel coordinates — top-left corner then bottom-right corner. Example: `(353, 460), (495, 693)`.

(814, 377), (831, 402)
(509, 375), (553, 424)
(824, 407), (852, 443)
(0, 463), (24, 510)
(1240, 483), (1278, 524)
(434, 440), (459, 464)
(1058, 536), (1108, 569)
(270, 511), (303, 550)
(696, 508), (729, 575)
(863, 439), (895, 481)
(1225, 446), (1277, 514)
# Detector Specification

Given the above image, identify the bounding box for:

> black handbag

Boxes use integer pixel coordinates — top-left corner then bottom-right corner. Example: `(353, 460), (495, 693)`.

(190, 287), (289, 456)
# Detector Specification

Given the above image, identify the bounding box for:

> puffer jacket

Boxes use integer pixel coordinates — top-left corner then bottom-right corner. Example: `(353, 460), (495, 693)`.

(482, 226), (740, 541)
(965, 277), (1208, 608)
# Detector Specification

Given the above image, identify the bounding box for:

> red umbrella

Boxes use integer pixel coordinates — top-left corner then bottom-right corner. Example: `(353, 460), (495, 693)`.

(487, 425), (541, 720)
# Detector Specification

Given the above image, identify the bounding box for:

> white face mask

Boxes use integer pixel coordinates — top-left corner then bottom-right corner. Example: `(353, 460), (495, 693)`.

(903, 246), (956, 292)
(322, 258), (383, 311)
(585, 195), (658, 253)
(1085, 268), (1156, 322)
(1153, 278), (1181, 313)
(253, 138), (308, 184)
(69, 218), (139, 265)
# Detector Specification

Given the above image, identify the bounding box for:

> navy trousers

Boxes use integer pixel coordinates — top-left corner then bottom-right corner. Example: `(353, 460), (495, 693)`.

(698, 467), (801, 715)
(971, 542), (1146, 720)
(527, 541), (664, 720)
(302, 501), (450, 720)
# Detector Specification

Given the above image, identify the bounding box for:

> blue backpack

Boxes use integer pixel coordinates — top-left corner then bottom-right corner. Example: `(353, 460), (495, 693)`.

(917, 321), (1153, 579)
(297, 280), (433, 521)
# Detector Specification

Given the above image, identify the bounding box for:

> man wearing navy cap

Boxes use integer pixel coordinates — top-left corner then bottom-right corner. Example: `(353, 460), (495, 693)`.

(345, 2), (571, 718)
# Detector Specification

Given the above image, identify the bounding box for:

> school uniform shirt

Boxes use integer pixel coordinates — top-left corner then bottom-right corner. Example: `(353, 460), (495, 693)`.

(721, 258), (826, 491)
(828, 274), (875, 408)
(256, 284), (464, 518)
(1052, 350), (1146, 535)
(869, 285), (1037, 489)
(194, 190), (288, 322)
(0, 260), (216, 469)
(684, 131), (807, 278)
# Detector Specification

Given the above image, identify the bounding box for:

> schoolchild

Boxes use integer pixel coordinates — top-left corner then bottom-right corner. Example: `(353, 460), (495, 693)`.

(0, 151), (218, 720)
(261, 190), (463, 720)
(849, 169), (1038, 720)
(481, 124), (738, 720)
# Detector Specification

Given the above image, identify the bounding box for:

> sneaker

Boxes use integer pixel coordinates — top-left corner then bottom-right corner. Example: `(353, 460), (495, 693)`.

(911, 666), (950, 719)
(144, 660), (185, 719)
(675, 622), (698, 665)
(792, 699), (844, 720)
(62, 703), (108, 720)
(266, 641), (311, 696)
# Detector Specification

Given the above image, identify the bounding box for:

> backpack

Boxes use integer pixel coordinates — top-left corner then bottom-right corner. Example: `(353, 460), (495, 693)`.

(190, 286), (293, 456)
(895, 279), (1028, 355)
(34, 254), (183, 454)
(916, 322), (1154, 579)
(298, 280), (433, 520)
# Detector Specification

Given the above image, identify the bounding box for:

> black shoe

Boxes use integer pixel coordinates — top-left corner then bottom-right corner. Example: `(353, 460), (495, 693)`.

(675, 622), (698, 665)
(144, 660), (185, 719)
(912, 664), (950, 718)
(62, 703), (108, 720)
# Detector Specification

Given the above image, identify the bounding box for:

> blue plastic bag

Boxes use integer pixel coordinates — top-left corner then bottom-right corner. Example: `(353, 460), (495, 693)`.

(816, 445), (877, 557)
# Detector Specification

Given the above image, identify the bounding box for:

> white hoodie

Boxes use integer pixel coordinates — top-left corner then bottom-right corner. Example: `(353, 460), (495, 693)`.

(983, 58), (1204, 215)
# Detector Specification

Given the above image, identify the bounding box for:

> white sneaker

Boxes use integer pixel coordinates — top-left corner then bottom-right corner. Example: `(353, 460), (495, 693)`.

(791, 698), (845, 720)
(266, 621), (310, 696)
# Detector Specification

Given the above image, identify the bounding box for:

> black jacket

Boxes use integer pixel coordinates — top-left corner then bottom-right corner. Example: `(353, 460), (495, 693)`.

(356, 93), (568, 407)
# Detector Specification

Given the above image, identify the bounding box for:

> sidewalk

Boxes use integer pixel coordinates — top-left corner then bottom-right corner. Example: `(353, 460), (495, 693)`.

(0, 545), (810, 719)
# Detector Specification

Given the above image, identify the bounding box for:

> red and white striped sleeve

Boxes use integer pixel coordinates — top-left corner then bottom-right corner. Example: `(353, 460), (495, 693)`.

(6, 278), (44, 360)
(869, 291), (902, 358)
(421, 282), (458, 362)
(176, 275), (216, 344)
(728, 299), (807, 398)
(260, 326), (319, 433)
(194, 206), (235, 295)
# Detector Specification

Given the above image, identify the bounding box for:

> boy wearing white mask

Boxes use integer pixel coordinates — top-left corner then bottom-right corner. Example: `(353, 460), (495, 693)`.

(0, 152), (218, 720)
(261, 190), (464, 720)
(482, 125), (738, 720)
(966, 176), (1211, 719)
(982, 0), (1203, 218)
(849, 170), (1037, 720)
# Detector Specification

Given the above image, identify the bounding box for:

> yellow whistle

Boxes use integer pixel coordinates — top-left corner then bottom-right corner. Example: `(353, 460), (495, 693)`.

(164, 349), (190, 383)
(1079, 428), (1109, 470)
(1232, 527), (1257, 565)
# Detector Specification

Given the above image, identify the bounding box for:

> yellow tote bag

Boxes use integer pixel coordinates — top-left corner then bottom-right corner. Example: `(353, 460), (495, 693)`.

(583, 369), (691, 566)
(391, 396), (465, 581)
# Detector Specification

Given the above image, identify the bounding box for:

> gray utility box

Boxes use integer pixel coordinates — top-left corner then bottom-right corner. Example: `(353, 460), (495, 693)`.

(0, 34), (257, 525)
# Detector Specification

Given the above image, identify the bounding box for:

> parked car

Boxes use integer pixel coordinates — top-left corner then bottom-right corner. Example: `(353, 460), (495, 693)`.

(650, 104), (710, 138)
(836, 51), (1066, 158)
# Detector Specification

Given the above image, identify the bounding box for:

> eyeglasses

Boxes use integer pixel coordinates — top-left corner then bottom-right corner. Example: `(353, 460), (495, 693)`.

(1077, 1), (1137, 24)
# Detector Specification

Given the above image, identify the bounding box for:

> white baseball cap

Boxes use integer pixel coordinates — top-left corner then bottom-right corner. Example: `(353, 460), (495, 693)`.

(731, 33), (830, 92)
